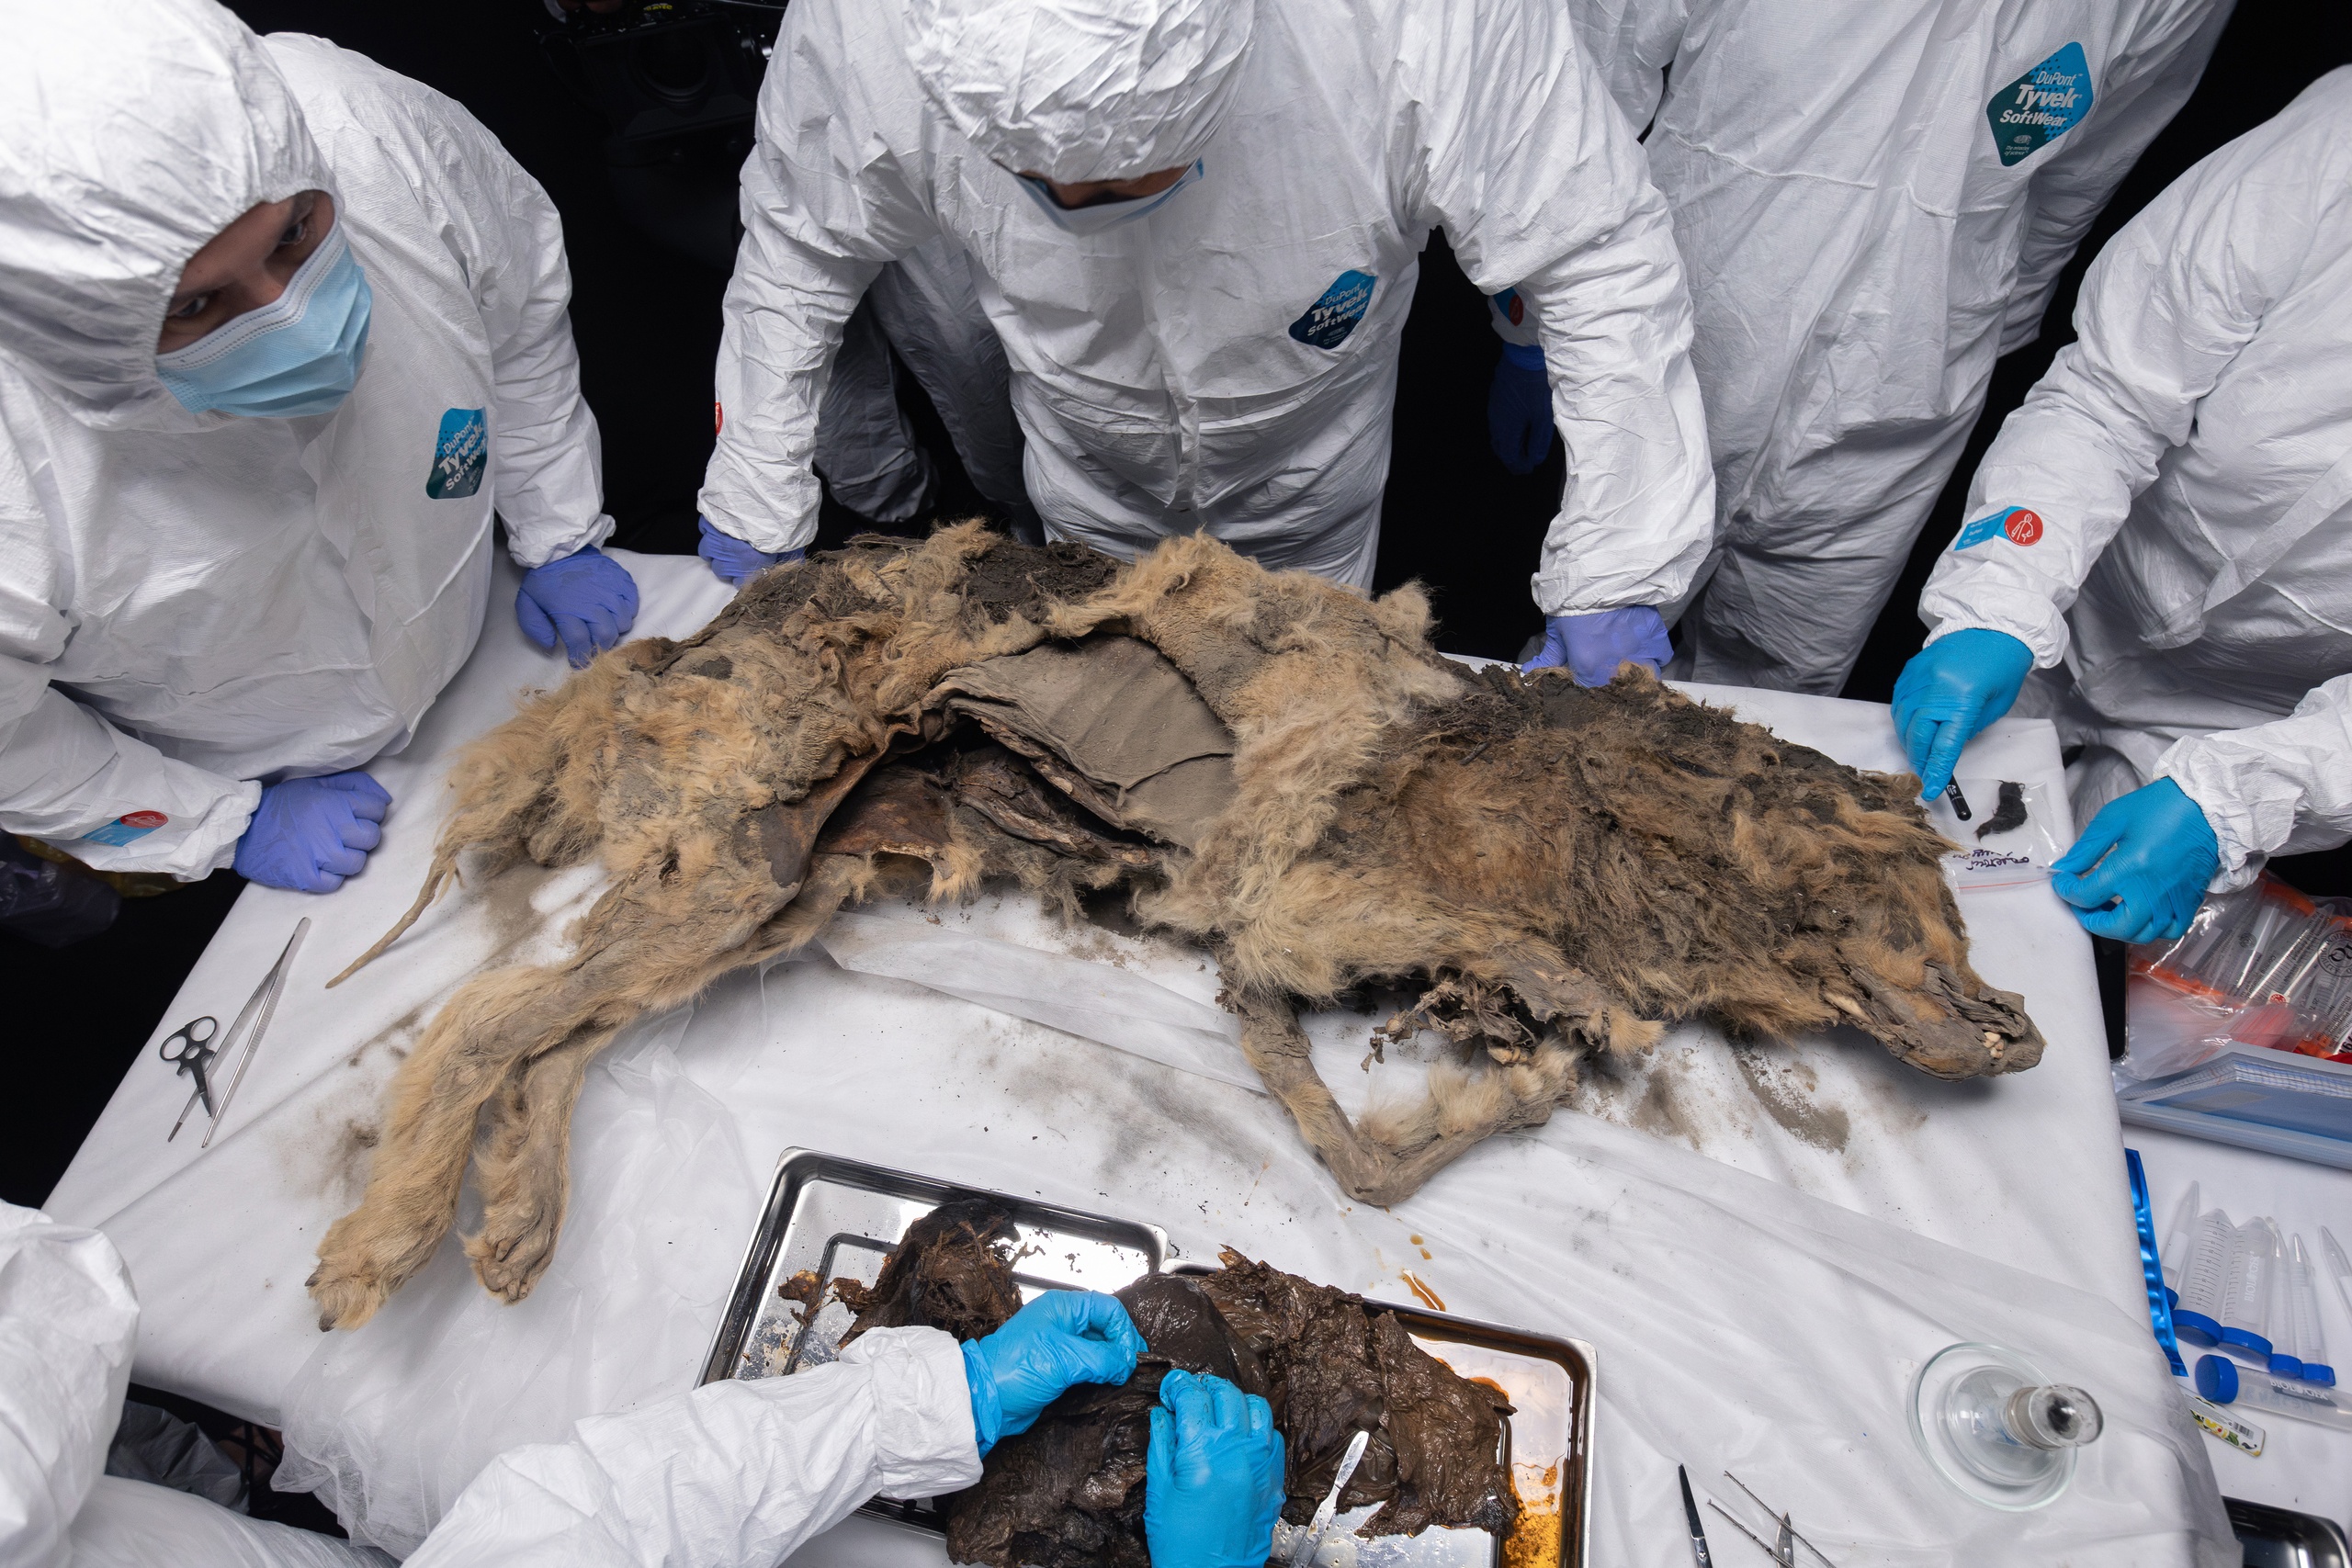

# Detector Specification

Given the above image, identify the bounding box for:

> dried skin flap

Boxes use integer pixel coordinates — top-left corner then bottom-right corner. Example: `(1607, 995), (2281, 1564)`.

(932, 634), (1238, 849)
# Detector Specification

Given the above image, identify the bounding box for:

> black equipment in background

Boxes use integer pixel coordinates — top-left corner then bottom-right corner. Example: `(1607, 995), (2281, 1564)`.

(533, 0), (783, 270)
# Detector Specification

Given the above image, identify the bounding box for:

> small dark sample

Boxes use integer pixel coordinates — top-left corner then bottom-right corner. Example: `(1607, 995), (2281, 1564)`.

(834, 1199), (1025, 1347)
(777, 1268), (824, 1324)
(1976, 780), (2029, 841)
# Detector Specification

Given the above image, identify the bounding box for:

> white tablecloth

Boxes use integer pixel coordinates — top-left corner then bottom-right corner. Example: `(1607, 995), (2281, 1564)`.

(48, 553), (2232, 1565)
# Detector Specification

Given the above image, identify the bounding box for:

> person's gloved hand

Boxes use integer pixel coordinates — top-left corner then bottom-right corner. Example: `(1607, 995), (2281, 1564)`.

(2051, 778), (2221, 942)
(1145, 1369), (1286, 1568)
(232, 773), (391, 894)
(516, 546), (639, 668)
(1487, 342), (1553, 476)
(961, 1291), (1147, 1453)
(1891, 628), (2035, 800)
(1523, 606), (1673, 685)
(697, 515), (806, 588)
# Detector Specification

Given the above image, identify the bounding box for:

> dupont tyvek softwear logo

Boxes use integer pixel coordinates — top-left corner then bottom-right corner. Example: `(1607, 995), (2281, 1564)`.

(1289, 271), (1378, 350)
(83, 810), (168, 846)
(1954, 507), (2045, 550)
(426, 406), (488, 500)
(1987, 43), (2094, 166)
(1493, 288), (1526, 327)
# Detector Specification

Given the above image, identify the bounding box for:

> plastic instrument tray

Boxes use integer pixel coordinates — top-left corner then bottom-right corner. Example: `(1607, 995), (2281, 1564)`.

(699, 1149), (1592, 1568)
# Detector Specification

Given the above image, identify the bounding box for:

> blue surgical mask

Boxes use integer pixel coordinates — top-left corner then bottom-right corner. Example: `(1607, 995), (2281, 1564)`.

(155, 221), (373, 418)
(1015, 161), (1204, 234)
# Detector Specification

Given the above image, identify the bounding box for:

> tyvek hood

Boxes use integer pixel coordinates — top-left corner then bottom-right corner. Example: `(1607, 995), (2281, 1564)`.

(909, 0), (1253, 185)
(0, 0), (328, 428)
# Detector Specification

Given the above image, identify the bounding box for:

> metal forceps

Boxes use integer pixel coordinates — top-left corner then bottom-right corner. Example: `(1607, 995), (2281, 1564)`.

(161, 917), (310, 1146)
(160, 1016), (221, 1140)
(1705, 1472), (1838, 1568)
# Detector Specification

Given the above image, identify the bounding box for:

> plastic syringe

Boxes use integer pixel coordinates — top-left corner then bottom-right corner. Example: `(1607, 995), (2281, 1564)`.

(2195, 1354), (2352, 1432)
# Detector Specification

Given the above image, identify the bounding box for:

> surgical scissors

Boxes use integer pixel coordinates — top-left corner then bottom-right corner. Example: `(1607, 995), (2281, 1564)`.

(160, 917), (311, 1147)
(160, 1015), (221, 1140)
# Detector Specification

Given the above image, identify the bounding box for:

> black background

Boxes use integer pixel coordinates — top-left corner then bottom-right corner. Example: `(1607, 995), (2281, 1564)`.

(9, 2), (2352, 1209)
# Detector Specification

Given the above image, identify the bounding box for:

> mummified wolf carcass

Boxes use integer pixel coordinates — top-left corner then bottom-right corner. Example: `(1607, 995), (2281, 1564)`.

(306, 525), (2041, 1329)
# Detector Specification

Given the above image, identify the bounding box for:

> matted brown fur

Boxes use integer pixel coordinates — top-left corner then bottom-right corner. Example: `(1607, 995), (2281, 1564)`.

(307, 526), (2040, 1328)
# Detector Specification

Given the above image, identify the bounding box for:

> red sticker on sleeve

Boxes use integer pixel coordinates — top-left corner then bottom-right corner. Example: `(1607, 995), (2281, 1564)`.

(2004, 509), (2043, 546)
(120, 810), (169, 829)
(714, 401), (724, 434)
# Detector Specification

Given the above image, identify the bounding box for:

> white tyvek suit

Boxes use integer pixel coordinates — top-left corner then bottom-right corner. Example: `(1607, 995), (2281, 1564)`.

(0, 1197), (974, 1568)
(1529, 0), (2231, 692)
(701, 0), (1712, 607)
(404, 1326), (978, 1567)
(0, 1202), (392, 1568)
(0, 1), (612, 880)
(1919, 68), (2352, 891)
(816, 241), (1030, 525)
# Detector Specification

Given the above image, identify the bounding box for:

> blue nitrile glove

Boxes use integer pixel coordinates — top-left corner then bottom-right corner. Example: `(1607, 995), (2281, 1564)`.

(1891, 628), (2035, 800)
(1487, 342), (1553, 476)
(1523, 607), (1673, 685)
(233, 772), (391, 894)
(1145, 1369), (1287, 1568)
(2051, 779), (2221, 943)
(515, 546), (639, 668)
(960, 1291), (1147, 1453)
(697, 515), (806, 588)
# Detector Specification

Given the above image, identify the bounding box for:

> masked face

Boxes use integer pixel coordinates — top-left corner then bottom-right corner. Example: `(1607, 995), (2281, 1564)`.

(1015, 160), (1204, 234)
(153, 219), (373, 418)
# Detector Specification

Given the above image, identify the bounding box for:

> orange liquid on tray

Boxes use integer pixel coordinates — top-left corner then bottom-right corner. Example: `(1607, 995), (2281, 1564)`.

(1419, 1339), (1576, 1568)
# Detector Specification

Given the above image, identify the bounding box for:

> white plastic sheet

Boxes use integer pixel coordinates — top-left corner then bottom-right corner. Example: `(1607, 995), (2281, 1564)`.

(43, 561), (2233, 1562)
(66, 1475), (392, 1568)
(813, 911), (1252, 1092)
(273, 1008), (760, 1557)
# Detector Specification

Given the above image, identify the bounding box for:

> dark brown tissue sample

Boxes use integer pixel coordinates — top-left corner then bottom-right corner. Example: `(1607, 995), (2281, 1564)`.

(845, 1203), (1519, 1567)
(835, 1198), (1026, 1346)
(946, 1274), (1256, 1568)
(1197, 1249), (1518, 1540)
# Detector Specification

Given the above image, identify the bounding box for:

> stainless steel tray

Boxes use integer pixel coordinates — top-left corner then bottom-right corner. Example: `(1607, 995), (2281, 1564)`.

(699, 1148), (1171, 1387)
(701, 1150), (1590, 1568)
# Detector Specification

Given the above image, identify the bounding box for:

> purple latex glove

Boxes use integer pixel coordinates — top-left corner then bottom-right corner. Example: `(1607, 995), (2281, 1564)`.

(1891, 628), (2034, 800)
(233, 773), (390, 894)
(1144, 1371), (1286, 1568)
(698, 515), (806, 587)
(1487, 342), (1553, 475)
(516, 546), (639, 667)
(1523, 607), (1673, 686)
(961, 1291), (1146, 1453)
(2052, 778), (2221, 943)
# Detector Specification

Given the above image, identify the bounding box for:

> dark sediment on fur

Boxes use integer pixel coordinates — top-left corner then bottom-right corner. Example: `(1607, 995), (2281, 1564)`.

(310, 526), (2044, 1327)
